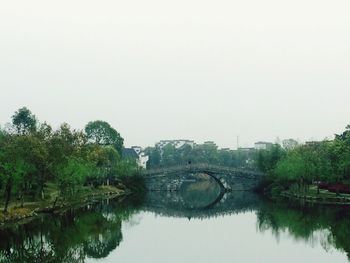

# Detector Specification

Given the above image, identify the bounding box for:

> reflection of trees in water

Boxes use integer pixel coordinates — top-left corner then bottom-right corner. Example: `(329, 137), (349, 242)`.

(257, 201), (350, 261)
(0, 199), (141, 263)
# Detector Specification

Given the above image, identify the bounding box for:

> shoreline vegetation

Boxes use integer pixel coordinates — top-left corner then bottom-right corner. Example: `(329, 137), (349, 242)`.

(0, 107), (145, 226)
(0, 185), (125, 226)
(144, 122), (350, 206)
(1, 107), (350, 226)
(256, 125), (350, 205)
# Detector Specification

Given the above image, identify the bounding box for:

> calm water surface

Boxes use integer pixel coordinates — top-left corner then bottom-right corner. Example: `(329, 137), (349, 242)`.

(1, 179), (350, 263)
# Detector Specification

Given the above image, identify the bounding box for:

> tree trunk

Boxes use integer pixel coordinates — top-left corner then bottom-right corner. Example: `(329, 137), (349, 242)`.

(20, 192), (24, 208)
(38, 178), (45, 200)
(4, 178), (13, 213)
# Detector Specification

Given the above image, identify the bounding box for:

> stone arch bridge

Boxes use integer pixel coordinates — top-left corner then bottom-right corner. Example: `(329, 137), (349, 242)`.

(142, 164), (264, 192)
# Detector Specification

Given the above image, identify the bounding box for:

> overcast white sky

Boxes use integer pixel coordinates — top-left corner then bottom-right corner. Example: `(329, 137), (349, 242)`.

(1, 0), (349, 148)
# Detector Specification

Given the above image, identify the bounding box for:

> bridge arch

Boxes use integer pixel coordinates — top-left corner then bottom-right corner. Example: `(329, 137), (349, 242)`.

(143, 164), (263, 192)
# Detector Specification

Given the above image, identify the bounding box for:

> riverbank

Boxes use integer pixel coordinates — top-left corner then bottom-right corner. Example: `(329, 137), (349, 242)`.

(279, 185), (350, 205)
(0, 185), (127, 226)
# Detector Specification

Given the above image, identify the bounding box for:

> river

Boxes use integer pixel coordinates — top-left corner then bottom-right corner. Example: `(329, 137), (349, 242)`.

(1, 178), (350, 262)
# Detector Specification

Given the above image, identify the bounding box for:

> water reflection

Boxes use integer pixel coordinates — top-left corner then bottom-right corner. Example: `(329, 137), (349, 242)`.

(144, 182), (260, 219)
(0, 198), (140, 263)
(257, 201), (350, 261)
(1, 178), (350, 262)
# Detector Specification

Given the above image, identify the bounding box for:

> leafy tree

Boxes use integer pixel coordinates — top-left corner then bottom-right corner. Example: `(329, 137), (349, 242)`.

(116, 159), (139, 178)
(332, 126), (350, 180)
(217, 150), (231, 166)
(13, 135), (49, 199)
(146, 142), (256, 169)
(56, 157), (91, 196)
(0, 109), (144, 212)
(86, 145), (120, 186)
(85, 121), (124, 153)
(11, 107), (37, 135)
(0, 136), (33, 212)
(47, 123), (87, 173)
(256, 144), (286, 173)
(145, 147), (161, 168)
(162, 144), (178, 166)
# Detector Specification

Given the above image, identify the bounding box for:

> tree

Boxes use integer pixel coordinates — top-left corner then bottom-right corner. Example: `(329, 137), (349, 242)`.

(332, 125), (350, 180)
(56, 157), (91, 196)
(256, 144), (286, 173)
(85, 121), (124, 153)
(162, 144), (177, 166)
(0, 136), (33, 212)
(86, 146), (120, 186)
(218, 150), (232, 166)
(13, 135), (49, 200)
(11, 107), (37, 135)
(144, 147), (161, 168)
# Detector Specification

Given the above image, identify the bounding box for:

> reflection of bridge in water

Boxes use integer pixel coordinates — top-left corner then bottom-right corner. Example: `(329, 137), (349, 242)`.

(143, 164), (264, 192)
(143, 190), (262, 219)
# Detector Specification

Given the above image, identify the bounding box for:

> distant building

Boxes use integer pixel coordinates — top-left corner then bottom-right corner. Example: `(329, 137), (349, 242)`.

(220, 148), (231, 151)
(131, 146), (142, 155)
(122, 148), (139, 160)
(238, 147), (255, 152)
(305, 140), (333, 147)
(203, 141), (218, 147)
(122, 146), (149, 169)
(156, 139), (195, 150)
(254, 142), (273, 150)
(282, 139), (299, 150)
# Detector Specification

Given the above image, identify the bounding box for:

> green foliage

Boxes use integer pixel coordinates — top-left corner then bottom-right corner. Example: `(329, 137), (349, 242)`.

(256, 144), (286, 173)
(0, 199), (141, 262)
(0, 135), (39, 211)
(274, 151), (306, 183)
(0, 107), (142, 209)
(11, 107), (37, 135)
(116, 159), (140, 178)
(257, 201), (350, 260)
(85, 120), (124, 153)
(56, 157), (92, 195)
(262, 125), (350, 195)
(145, 143), (255, 169)
(145, 147), (161, 168)
(85, 145), (122, 186)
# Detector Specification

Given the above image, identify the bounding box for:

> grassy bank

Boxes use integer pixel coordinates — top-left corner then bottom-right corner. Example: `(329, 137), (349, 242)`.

(0, 184), (126, 225)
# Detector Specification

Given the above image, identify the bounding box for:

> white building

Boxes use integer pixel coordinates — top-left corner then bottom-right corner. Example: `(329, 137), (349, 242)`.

(131, 146), (142, 155)
(137, 152), (149, 169)
(122, 146), (149, 169)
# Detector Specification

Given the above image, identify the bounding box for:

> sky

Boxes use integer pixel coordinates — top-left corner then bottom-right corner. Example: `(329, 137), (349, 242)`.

(1, 0), (349, 149)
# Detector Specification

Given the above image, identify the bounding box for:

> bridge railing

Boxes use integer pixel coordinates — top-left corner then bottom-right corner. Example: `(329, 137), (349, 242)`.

(142, 163), (262, 176)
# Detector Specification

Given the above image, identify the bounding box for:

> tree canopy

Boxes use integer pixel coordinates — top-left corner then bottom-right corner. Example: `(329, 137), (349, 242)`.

(0, 108), (140, 213)
(11, 107), (37, 135)
(85, 120), (124, 153)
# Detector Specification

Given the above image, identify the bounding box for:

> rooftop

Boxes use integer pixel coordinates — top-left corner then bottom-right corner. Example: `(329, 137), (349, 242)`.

(122, 148), (139, 159)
